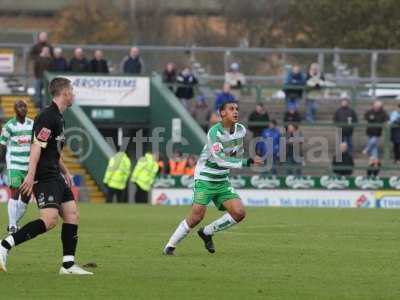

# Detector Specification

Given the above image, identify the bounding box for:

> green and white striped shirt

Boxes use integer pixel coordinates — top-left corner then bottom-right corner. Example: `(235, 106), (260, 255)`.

(0, 117), (33, 171)
(194, 122), (247, 182)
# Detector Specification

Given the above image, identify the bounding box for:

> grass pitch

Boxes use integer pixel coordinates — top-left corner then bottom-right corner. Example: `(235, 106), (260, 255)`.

(0, 203), (399, 300)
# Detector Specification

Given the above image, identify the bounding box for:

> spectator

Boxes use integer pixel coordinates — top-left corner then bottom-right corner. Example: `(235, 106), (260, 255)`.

(123, 47), (142, 74)
(283, 105), (302, 129)
(30, 31), (53, 60)
(215, 83), (236, 112)
(305, 63), (325, 123)
(175, 67), (198, 108)
(69, 47), (89, 73)
(256, 120), (281, 175)
(285, 124), (303, 175)
(225, 62), (246, 89)
(157, 153), (167, 175)
(367, 157), (381, 177)
(332, 142), (354, 176)
(162, 62), (177, 92)
(131, 152), (159, 203)
(168, 150), (187, 176)
(89, 50), (109, 73)
(333, 99), (358, 153)
(52, 47), (68, 73)
(363, 101), (388, 159)
(33, 46), (54, 109)
(283, 64), (306, 110)
(248, 103), (270, 137)
(184, 155), (197, 176)
(190, 96), (211, 132)
(389, 104), (400, 163)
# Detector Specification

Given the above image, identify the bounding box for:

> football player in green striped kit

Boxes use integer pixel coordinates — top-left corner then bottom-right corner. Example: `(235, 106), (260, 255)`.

(0, 100), (33, 233)
(164, 101), (263, 255)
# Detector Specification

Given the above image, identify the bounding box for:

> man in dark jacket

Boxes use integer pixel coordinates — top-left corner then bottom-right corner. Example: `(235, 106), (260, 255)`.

(175, 67), (198, 108)
(283, 64), (306, 110)
(284, 106), (302, 129)
(123, 47), (142, 74)
(34, 46), (54, 108)
(333, 99), (358, 153)
(332, 143), (354, 176)
(89, 50), (109, 73)
(390, 104), (400, 162)
(363, 101), (388, 159)
(248, 103), (269, 137)
(53, 47), (68, 73)
(30, 32), (53, 60)
(69, 47), (89, 73)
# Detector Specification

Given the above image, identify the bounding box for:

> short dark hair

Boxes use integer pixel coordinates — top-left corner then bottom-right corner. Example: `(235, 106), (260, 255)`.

(49, 77), (71, 97)
(219, 100), (237, 113)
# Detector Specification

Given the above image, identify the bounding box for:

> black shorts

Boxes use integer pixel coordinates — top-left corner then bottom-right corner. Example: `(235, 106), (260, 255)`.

(34, 177), (75, 209)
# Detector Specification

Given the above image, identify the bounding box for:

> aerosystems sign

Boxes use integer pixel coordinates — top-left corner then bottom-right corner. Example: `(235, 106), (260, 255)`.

(151, 189), (376, 208)
(66, 76), (150, 107)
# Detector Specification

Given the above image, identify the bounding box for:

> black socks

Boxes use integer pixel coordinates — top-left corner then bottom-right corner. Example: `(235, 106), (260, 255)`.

(61, 223), (78, 269)
(11, 219), (46, 247)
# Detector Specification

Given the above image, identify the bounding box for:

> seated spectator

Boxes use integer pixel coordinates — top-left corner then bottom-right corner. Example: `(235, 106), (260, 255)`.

(175, 67), (198, 108)
(284, 105), (301, 129)
(30, 31), (53, 60)
(69, 47), (89, 73)
(225, 62), (246, 89)
(389, 104), (400, 163)
(89, 50), (109, 73)
(53, 47), (68, 73)
(34, 46), (54, 109)
(248, 103), (269, 137)
(256, 120), (281, 175)
(168, 150), (187, 176)
(285, 124), (303, 175)
(363, 101), (388, 159)
(367, 157), (381, 177)
(333, 99), (358, 154)
(305, 63), (325, 123)
(283, 64), (306, 110)
(162, 62), (177, 92)
(215, 83), (236, 112)
(123, 47), (142, 74)
(184, 155), (197, 176)
(332, 142), (354, 176)
(190, 96), (211, 132)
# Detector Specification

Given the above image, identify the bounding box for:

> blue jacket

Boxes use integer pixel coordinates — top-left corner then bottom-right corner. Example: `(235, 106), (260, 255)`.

(123, 57), (142, 74)
(53, 57), (68, 72)
(215, 92), (236, 111)
(256, 127), (281, 157)
(284, 71), (306, 99)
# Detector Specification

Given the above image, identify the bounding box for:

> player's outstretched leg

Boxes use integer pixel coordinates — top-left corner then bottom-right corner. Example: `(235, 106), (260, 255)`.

(198, 199), (245, 254)
(59, 201), (92, 275)
(163, 204), (206, 255)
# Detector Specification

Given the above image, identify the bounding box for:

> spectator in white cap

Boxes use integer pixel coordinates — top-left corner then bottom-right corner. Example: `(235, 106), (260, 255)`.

(225, 62), (246, 89)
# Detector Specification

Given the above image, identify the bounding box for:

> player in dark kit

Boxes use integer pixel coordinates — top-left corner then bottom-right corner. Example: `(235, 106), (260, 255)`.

(0, 77), (93, 275)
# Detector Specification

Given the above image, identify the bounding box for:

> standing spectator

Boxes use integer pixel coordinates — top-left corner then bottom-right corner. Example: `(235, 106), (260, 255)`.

(123, 47), (142, 74)
(168, 150), (187, 176)
(175, 67), (198, 108)
(305, 63), (325, 123)
(184, 155), (197, 176)
(33, 46), (53, 109)
(256, 120), (281, 175)
(333, 99), (358, 153)
(157, 153), (167, 175)
(389, 104), (400, 163)
(248, 103), (269, 137)
(190, 96), (211, 132)
(367, 158), (381, 177)
(283, 105), (302, 129)
(162, 62), (177, 92)
(363, 101), (388, 159)
(225, 62), (246, 89)
(332, 142), (354, 176)
(30, 31), (53, 60)
(52, 47), (68, 73)
(89, 50), (109, 73)
(283, 64), (306, 110)
(285, 124), (303, 175)
(131, 152), (159, 203)
(69, 47), (89, 73)
(214, 83), (236, 112)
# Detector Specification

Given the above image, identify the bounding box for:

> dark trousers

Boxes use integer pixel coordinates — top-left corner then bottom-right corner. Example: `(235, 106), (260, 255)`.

(135, 183), (148, 203)
(106, 187), (126, 203)
(393, 142), (400, 161)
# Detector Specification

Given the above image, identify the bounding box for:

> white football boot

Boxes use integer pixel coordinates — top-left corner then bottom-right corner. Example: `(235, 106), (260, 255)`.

(59, 264), (93, 275)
